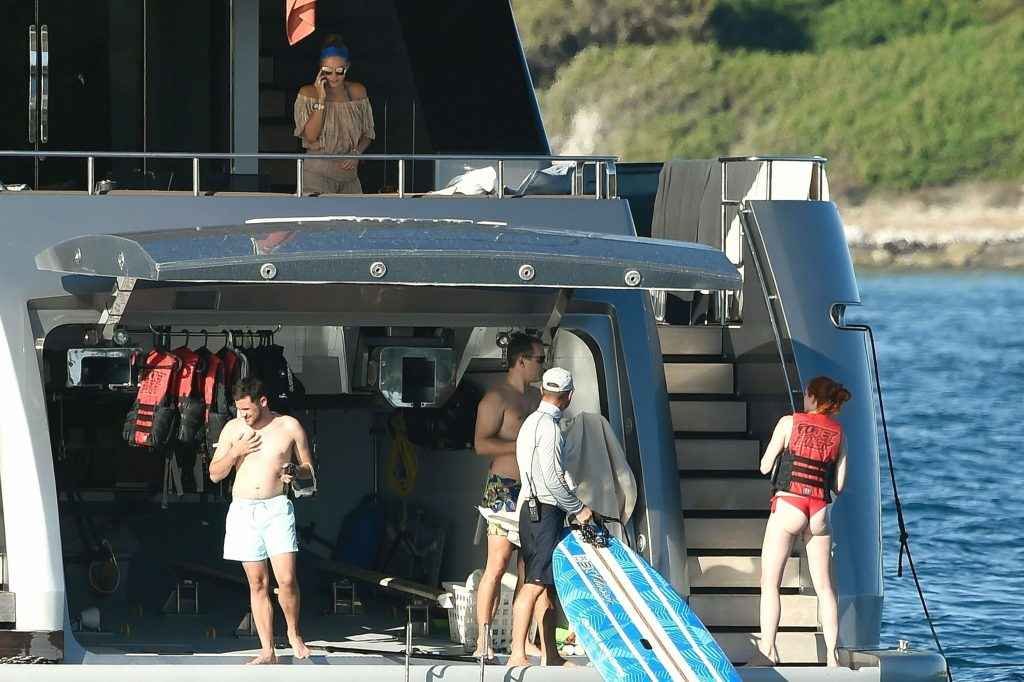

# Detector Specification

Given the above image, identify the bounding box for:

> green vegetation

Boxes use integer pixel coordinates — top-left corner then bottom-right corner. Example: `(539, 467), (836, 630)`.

(514, 0), (1024, 192)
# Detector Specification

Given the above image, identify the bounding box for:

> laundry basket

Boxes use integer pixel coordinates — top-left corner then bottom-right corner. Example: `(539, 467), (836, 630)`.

(443, 570), (517, 653)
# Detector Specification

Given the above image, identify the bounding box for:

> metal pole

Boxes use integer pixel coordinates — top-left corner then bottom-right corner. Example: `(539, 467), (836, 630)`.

(398, 159), (405, 198)
(719, 161), (728, 327)
(479, 623), (490, 680)
(817, 160), (824, 200)
(496, 160), (504, 198)
(191, 157), (199, 197)
(573, 160), (584, 196)
(404, 606), (412, 682)
(86, 156), (94, 195)
(595, 161), (604, 199)
(766, 160), (773, 200)
(296, 158), (303, 197)
(607, 162), (618, 198)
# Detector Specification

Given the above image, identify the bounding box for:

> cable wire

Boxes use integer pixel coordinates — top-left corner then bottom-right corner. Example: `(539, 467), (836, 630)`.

(847, 322), (952, 682)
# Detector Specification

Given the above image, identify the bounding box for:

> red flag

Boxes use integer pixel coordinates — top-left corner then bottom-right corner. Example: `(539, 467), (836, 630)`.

(286, 0), (316, 46)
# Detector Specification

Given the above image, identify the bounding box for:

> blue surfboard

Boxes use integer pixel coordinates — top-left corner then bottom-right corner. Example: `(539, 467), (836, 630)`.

(553, 530), (741, 682)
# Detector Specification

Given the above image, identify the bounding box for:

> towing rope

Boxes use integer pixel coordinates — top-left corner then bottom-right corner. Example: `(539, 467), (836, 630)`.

(849, 322), (953, 682)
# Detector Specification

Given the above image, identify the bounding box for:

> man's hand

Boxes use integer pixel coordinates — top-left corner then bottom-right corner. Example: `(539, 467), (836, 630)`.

(280, 462), (298, 485)
(574, 505), (594, 525)
(230, 430), (261, 460)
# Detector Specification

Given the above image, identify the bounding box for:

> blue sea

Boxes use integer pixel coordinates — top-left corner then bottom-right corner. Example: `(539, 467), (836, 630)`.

(851, 272), (1024, 682)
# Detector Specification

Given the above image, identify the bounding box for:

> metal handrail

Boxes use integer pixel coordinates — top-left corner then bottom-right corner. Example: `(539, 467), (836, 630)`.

(0, 150), (619, 200)
(717, 155), (828, 326)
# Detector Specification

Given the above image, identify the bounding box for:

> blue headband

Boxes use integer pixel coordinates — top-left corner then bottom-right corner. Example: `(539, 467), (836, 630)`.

(320, 46), (349, 60)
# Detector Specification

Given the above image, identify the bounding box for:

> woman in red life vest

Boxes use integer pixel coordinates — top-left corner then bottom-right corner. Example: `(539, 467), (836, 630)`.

(752, 376), (851, 667)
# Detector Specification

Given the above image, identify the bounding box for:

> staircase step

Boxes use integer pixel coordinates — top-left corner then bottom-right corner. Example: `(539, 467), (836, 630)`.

(681, 477), (770, 511)
(685, 517), (808, 551)
(691, 594), (818, 627)
(715, 631), (825, 664)
(688, 555), (800, 588)
(658, 325), (723, 356)
(676, 439), (759, 471)
(670, 400), (746, 433)
(664, 362), (734, 394)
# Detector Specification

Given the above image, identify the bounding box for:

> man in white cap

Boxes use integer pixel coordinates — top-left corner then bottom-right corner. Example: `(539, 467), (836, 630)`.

(507, 367), (593, 667)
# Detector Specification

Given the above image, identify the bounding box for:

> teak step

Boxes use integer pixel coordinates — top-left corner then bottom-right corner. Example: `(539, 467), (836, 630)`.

(658, 325), (723, 356)
(680, 477), (771, 511)
(715, 631), (826, 665)
(688, 555), (801, 589)
(685, 517), (805, 552)
(670, 400), (747, 433)
(664, 362), (734, 394)
(691, 594), (819, 628)
(676, 439), (759, 471)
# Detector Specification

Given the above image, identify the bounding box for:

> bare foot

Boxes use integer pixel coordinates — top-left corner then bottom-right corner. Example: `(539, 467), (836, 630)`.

(506, 654), (531, 667)
(745, 649), (777, 667)
(288, 633), (311, 659)
(826, 649), (840, 667)
(526, 640), (543, 657)
(246, 650), (277, 665)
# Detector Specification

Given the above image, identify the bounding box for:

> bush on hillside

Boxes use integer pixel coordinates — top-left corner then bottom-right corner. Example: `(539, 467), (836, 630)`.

(511, 0), (712, 84)
(539, 18), (1024, 191)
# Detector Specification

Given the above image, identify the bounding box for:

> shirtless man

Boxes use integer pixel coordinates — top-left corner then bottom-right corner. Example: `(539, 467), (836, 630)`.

(209, 377), (315, 664)
(472, 333), (544, 659)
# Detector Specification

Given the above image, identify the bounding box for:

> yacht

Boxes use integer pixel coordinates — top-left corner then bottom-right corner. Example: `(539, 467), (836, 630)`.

(0, 1), (946, 680)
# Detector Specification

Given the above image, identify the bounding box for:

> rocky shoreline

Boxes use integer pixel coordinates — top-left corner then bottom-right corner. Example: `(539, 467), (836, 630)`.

(838, 184), (1024, 269)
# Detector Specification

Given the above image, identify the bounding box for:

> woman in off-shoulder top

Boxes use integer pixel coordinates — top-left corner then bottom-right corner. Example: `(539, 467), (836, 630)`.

(294, 35), (375, 194)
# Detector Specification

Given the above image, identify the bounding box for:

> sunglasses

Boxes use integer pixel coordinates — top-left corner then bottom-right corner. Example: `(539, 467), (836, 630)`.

(320, 66), (349, 76)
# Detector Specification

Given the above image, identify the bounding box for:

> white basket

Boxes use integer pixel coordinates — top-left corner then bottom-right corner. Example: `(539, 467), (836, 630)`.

(443, 571), (517, 653)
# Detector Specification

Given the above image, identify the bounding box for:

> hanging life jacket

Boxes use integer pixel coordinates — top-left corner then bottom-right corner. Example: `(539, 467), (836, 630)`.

(201, 349), (231, 449)
(172, 346), (205, 445)
(770, 412), (843, 501)
(123, 349), (181, 448)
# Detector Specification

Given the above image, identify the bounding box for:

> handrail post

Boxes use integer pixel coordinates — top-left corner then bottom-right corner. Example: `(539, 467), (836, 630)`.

(191, 157), (200, 197)
(86, 156), (95, 196)
(595, 161), (604, 199)
(766, 160), (773, 200)
(398, 159), (405, 198)
(719, 160), (729, 327)
(573, 160), (584, 197)
(607, 161), (618, 198)
(496, 160), (504, 198)
(296, 158), (303, 197)
(817, 160), (824, 199)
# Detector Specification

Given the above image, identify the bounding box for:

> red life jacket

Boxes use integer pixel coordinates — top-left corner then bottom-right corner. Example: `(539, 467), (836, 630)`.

(201, 349), (231, 449)
(173, 346), (205, 445)
(123, 349), (181, 448)
(771, 412), (843, 501)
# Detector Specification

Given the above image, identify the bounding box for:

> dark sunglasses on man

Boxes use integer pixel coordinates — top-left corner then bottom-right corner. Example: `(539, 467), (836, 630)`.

(320, 66), (348, 76)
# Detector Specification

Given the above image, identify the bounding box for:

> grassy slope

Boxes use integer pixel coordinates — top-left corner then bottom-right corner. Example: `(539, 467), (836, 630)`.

(538, 15), (1024, 192)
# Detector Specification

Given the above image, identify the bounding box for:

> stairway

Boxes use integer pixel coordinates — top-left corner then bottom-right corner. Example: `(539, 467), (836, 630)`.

(659, 326), (826, 665)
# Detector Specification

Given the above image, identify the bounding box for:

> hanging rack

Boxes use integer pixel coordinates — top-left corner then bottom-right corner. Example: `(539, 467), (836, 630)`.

(136, 325), (282, 339)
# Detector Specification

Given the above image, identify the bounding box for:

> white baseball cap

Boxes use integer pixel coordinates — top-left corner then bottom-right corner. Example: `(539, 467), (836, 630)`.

(542, 367), (573, 393)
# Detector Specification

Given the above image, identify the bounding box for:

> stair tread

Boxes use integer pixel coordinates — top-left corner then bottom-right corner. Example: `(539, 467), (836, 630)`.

(670, 400), (746, 433)
(714, 631), (825, 664)
(681, 477), (771, 511)
(657, 326), (724, 356)
(691, 594), (818, 627)
(688, 555), (802, 588)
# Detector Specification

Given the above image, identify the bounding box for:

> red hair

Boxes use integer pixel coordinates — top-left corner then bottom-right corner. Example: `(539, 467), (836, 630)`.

(806, 376), (851, 415)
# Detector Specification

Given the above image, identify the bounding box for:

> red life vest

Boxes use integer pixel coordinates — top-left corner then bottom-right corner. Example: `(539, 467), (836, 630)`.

(123, 349), (181, 448)
(201, 349), (231, 449)
(771, 412), (843, 501)
(172, 346), (205, 445)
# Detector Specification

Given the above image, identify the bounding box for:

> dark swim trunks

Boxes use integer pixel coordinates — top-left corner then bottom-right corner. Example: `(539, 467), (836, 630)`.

(519, 502), (566, 586)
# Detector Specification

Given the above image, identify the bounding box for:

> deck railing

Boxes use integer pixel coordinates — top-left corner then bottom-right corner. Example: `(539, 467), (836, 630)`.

(0, 150), (619, 200)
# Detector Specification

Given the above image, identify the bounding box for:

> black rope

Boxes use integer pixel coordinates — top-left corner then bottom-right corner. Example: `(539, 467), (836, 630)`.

(848, 323), (952, 682)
